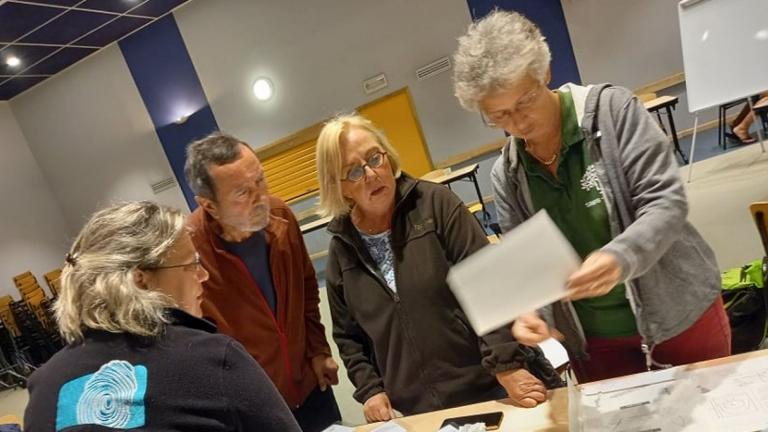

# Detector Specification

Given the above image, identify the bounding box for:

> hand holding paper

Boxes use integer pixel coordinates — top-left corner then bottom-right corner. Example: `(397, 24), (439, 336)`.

(447, 211), (580, 335)
(566, 251), (622, 301)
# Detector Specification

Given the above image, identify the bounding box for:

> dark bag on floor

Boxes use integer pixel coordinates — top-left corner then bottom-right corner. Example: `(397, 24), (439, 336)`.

(721, 258), (768, 354)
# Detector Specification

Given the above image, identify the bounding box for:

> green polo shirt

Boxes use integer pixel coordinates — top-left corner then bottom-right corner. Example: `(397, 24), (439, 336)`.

(517, 90), (638, 338)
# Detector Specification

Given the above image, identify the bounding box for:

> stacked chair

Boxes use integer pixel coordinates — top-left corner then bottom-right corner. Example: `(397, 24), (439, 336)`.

(43, 268), (62, 299)
(0, 296), (33, 390)
(0, 268), (66, 390)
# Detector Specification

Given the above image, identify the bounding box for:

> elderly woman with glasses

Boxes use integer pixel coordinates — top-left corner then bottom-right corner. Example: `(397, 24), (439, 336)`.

(316, 114), (562, 422)
(452, 10), (730, 383)
(24, 201), (300, 432)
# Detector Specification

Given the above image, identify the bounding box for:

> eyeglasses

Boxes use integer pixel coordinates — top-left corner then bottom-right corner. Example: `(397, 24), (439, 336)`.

(143, 253), (202, 272)
(342, 151), (387, 182)
(481, 87), (542, 128)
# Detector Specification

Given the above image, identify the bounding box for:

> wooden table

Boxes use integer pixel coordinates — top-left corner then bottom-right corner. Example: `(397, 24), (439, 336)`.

(423, 163), (489, 226)
(300, 215), (332, 235)
(355, 349), (768, 431)
(355, 394), (568, 432)
(299, 163), (488, 234)
(644, 95), (689, 164)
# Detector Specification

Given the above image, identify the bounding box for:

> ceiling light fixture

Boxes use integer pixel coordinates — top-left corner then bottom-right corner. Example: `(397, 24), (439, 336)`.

(252, 78), (274, 101)
(6, 56), (21, 67)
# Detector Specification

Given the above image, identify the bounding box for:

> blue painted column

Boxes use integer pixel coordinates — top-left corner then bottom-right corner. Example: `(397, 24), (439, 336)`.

(465, 0), (581, 87)
(119, 14), (217, 210)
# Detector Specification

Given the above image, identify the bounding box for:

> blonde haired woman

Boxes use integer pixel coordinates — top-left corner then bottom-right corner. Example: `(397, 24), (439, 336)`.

(316, 114), (561, 422)
(24, 201), (300, 432)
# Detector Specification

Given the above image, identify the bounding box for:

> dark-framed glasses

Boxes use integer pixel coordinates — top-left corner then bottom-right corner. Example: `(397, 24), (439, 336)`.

(343, 151), (387, 182)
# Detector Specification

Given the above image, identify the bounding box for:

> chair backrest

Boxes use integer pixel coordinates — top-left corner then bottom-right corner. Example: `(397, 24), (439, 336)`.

(749, 202), (768, 256)
(12, 271), (36, 288)
(18, 280), (46, 301)
(44, 268), (63, 298)
(23, 289), (46, 304)
(49, 278), (61, 297)
(44, 268), (62, 284)
(0, 295), (20, 337)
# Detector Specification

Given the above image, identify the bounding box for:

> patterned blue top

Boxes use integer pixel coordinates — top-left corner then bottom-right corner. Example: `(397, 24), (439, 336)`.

(359, 230), (397, 292)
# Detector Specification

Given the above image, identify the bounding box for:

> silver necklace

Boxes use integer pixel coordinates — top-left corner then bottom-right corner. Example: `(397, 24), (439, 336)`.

(525, 142), (559, 166)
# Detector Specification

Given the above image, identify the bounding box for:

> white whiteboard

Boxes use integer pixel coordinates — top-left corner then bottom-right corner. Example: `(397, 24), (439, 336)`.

(679, 0), (768, 112)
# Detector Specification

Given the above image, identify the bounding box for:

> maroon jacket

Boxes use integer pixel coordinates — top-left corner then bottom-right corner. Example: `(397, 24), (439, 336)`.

(189, 196), (331, 409)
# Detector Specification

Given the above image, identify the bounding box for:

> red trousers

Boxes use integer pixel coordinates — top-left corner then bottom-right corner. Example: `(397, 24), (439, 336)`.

(574, 297), (731, 383)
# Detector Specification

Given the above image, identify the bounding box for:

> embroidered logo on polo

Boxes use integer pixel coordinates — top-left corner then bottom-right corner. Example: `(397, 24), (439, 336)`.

(580, 164), (604, 208)
(56, 360), (148, 431)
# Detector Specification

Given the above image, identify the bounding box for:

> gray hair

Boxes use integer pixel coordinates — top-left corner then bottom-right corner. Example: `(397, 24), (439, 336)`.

(184, 132), (249, 200)
(452, 10), (551, 111)
(55, 201), (186, 344)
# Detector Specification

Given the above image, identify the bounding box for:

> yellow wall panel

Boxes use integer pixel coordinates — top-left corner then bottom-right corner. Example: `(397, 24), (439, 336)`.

(261, 87), (432, 203)
(358, 89), (433, 177)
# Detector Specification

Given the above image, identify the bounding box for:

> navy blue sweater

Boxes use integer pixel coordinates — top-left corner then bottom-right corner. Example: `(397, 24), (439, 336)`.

(24, 309), (300, 432)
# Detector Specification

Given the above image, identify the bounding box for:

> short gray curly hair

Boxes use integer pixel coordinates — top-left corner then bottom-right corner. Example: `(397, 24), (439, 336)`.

(452, 10), (551, 111)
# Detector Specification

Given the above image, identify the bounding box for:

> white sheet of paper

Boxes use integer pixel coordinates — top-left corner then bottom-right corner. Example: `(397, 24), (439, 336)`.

(447, 210), (580, 335)
(539, 337), (569, 369)
(321, 425), (355, 432)
(370, 420), (407, 432)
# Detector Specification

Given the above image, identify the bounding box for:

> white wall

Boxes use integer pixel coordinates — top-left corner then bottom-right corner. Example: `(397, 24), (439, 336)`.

(174, 0), (502, 165)
(561, 0), (684, 91)
(9, 44), (189, 234)
(0, 103), (70, 297)
(561, 0), (718, 133)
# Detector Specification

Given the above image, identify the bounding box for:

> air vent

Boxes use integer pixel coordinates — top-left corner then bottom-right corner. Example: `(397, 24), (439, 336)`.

(151, 177), (177, 194)
(416, 56), (451, 81)
(363, 73), (388, 95)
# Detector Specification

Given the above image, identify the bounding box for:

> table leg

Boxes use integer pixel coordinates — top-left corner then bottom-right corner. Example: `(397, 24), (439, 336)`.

(468, 171), (490, 226)
(666, 106), (689, 164)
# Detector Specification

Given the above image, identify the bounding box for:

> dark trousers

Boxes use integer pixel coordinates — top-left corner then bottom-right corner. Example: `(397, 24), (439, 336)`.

(293, 386), (342, 432)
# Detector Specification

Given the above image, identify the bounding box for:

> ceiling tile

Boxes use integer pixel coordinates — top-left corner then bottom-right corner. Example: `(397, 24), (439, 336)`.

(0, 3), (63, 43)
(79, 0), (142, 14)
(25, 47), (97, 75)
(22, 0), (81, 6)
(76, 15), (151, 47)
(0, 76), (49, 100)
(20, 9), (114, 45)
(0, 45), (59, 75)
(128, 0), (188, 18)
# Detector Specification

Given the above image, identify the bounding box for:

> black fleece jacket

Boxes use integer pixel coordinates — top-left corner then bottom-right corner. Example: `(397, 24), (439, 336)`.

(24, 309), (300, 432)
(326, 175), (560, 415)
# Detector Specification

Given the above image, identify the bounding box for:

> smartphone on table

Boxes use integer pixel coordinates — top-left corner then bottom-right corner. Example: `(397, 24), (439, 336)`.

(439, 411), (504, 430)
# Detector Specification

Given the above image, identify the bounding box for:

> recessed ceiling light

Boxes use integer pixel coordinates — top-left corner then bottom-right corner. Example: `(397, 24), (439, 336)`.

(6, 56), (21, 67)
(252, 78), (274, 101)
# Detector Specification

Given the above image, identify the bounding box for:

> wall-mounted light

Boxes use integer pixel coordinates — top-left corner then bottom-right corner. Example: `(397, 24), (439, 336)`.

(252, 77), (274, 101)
(174, 114), (190, 125)
(6, 56), (21, 67)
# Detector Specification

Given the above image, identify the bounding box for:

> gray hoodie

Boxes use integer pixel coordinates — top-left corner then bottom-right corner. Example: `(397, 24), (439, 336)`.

(490, 83), (721, 368)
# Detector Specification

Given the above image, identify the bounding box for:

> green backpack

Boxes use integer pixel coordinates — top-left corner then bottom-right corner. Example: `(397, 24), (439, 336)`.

(721, 258), (768, 353)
